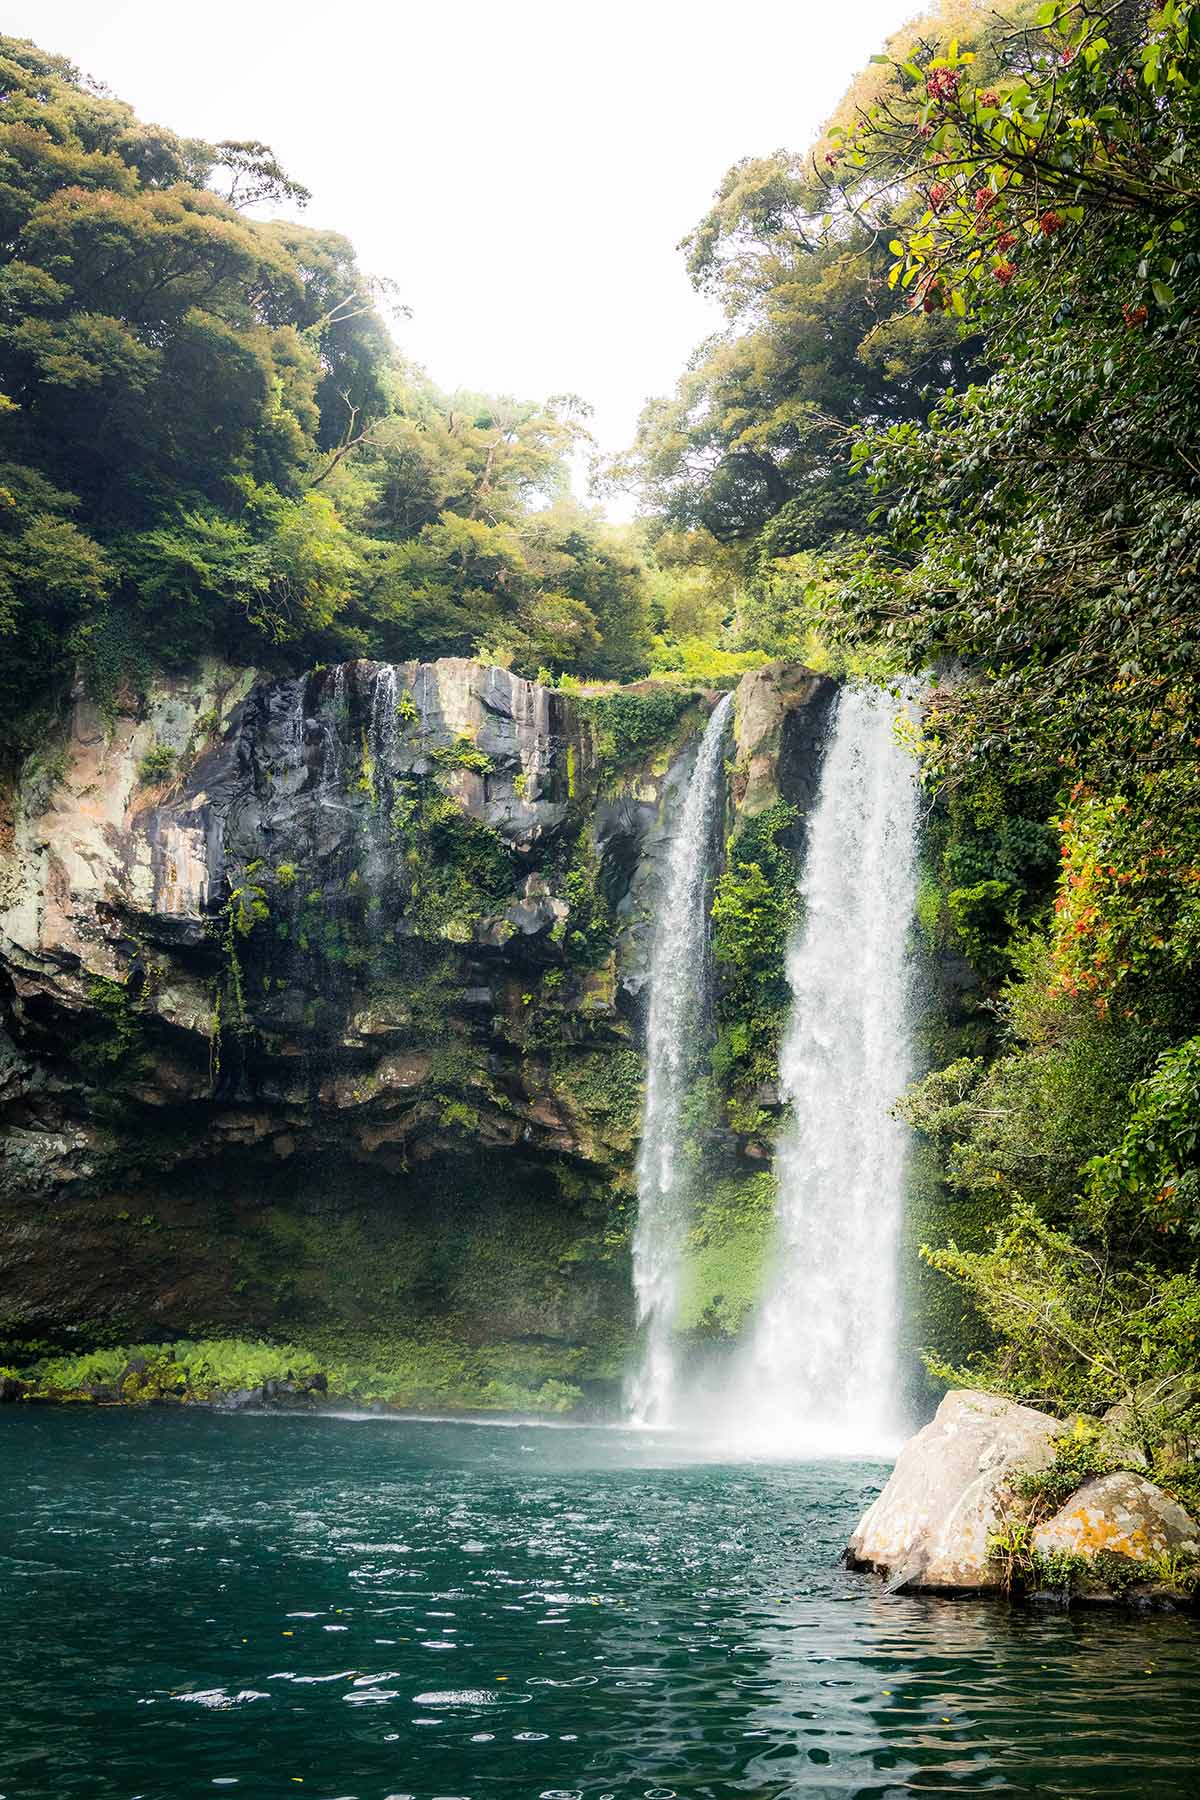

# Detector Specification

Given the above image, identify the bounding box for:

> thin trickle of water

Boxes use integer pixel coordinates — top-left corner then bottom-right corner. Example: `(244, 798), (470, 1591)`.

(289, 677), (307, 760)
(370, 664), (398, 777)
(717, 683), (919, 1456)
(321, 663), (349, 785)
(628, 693), (733, 1427)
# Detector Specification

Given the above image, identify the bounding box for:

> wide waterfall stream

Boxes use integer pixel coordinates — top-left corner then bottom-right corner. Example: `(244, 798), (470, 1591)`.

(629, 681), (919, 1451)
(719, 683), (920, 1455)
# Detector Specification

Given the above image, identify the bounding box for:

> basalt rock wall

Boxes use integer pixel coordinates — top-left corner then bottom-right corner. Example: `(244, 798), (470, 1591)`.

(0, 657), (834, 1396)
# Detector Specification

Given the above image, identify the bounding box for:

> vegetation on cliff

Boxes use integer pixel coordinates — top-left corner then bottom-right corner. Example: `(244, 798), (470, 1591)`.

(820, 2), (1200, 1461)
(626, 0), (1200, 1470)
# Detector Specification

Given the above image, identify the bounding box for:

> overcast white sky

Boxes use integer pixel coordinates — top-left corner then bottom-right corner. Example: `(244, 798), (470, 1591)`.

(16, 0), (915, 492)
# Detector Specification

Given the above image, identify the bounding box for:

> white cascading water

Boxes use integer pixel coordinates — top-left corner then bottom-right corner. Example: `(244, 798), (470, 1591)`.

(717, 682), (919, 1456)
(628, 692), (734, 1427)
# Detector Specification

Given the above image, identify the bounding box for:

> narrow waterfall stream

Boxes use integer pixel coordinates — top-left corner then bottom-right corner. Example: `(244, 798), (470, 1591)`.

(718, 683), (920, 1455)
(628, 692), (733, 1426)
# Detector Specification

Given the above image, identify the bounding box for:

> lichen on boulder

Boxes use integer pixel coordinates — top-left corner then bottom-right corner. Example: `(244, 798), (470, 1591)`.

(848, 1389), (1200, 1605)
(1031, 1472), (1199, 1566)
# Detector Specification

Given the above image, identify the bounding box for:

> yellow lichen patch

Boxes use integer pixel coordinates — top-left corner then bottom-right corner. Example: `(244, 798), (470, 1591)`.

(1060, 1509), (1154, 1559)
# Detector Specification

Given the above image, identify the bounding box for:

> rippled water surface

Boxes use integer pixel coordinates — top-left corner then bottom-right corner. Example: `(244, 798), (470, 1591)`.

(3, 1411), (1198, 1798)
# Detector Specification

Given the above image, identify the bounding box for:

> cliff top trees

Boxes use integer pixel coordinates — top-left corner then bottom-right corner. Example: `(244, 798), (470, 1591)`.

(613, 0), (1036, 659)
(0, 35), (650, 746)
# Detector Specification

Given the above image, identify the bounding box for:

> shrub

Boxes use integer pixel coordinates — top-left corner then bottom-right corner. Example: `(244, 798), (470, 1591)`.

(137, 742), (176, 783)
(429, 736), (493, 776)
(578, 687), (695, 776)
(711, 801), (799, 1119)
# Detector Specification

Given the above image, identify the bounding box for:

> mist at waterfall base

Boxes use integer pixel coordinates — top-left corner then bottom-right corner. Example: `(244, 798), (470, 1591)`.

(630, 684), (920, 1458)
(7, 1410), (1200, 1800)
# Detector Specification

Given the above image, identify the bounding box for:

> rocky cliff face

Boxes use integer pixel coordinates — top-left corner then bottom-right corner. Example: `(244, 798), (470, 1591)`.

(0, 657), (835, 1404)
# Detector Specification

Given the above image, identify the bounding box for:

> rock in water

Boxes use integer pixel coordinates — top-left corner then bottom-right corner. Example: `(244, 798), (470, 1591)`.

(846, 1389), (1065, 1590)
(1032, 1473), (1200, 1565)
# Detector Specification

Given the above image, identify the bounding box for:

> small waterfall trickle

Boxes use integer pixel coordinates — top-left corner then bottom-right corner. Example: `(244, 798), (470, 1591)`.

(628, 692), (733, 1427)
(370, 663), (399, 775)
(719, 682), (919, 1456)
(322, 663), (349, 783)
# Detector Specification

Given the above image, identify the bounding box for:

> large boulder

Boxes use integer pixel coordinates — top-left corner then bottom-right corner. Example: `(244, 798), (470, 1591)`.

(1032, 1472), (1200, 1566)
(846, 1389), (1065, 1590)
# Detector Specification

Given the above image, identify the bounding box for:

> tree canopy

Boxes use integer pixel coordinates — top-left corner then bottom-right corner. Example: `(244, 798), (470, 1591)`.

(0, 36), (651, 746)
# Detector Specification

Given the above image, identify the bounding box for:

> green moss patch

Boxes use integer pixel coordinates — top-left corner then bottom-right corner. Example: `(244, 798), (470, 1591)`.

(676, 1172), (776, 1338)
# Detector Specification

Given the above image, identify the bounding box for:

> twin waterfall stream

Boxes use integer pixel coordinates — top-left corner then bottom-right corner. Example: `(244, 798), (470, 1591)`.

(628, 684), (920, 1454)
(628, 692), (735, 1427)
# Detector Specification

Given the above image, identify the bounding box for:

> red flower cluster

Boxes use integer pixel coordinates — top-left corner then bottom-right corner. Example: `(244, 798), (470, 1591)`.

(1039, 210), (1064, 234)
(926, 67), (961, 102)
(993, 260), (1016, 285)
(996, 229), (1017, 252)
(974, 187), (994, 211)
(976, 88), (999, 107)
(928, 180), (951, 209)
(1123, 302), (1149, 328)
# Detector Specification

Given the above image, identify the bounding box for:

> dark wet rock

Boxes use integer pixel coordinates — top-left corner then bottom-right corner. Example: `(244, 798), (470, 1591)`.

(212, 1387), (263, 1412)
(261, 1376), (323, 1409)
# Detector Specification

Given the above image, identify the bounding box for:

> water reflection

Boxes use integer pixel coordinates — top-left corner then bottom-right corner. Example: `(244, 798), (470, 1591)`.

(1, 1412), (1197, 1799)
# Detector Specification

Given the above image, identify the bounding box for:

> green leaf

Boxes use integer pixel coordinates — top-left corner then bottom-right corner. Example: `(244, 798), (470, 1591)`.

(889, 239), (905, 255)
(1152, 279), (1176, 307)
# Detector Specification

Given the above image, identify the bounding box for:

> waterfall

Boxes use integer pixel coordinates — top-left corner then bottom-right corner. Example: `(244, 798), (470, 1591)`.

(720, 683), (919, 1456)
(370, 663), (399, 776)
(628, 692), (733, 1427)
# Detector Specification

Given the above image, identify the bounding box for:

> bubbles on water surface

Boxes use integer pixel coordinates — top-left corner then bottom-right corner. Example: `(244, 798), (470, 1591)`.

(413, 1689), (502, 1707)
